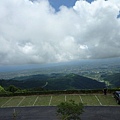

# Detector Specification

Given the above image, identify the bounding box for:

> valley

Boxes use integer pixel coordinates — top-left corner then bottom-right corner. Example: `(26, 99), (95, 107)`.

(0, 58), (120, 89)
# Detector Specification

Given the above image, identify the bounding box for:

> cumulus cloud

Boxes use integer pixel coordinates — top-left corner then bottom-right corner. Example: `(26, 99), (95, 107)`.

(0, 0), (120, 65)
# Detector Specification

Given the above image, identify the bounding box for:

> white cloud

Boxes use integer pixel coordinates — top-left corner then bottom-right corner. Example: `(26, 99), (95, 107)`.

(0, 0), (120, 65)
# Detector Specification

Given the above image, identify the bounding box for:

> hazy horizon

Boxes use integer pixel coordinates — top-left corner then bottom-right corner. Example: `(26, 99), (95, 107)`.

(0, 57), (120, 73)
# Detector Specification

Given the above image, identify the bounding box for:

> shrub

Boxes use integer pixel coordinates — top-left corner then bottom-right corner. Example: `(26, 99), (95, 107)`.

(57, 100), (84, 120)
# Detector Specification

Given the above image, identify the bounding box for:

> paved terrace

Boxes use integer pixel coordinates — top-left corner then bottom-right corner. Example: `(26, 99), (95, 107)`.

(0, 106), (120, 120)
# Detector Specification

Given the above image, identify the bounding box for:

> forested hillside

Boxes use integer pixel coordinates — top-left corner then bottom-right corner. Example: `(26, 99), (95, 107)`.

(0, 73), (105, 90)
(101, 73), (120, 88)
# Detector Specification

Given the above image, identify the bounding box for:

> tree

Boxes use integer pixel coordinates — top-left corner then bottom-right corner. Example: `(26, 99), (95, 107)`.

(7, 85), (19, 93)
(0, 86), (6, 93)
(57, 100), (84, 120)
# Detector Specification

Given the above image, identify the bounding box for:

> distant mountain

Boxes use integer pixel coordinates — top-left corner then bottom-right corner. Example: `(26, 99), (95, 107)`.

(0, 73), (106, 90)
(0, 57), (120, 80)
(44, 73), (106, 90)
(101, 73), (120, 88)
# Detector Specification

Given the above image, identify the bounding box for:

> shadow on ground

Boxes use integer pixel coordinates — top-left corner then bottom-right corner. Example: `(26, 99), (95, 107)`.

(0, 106), (120, 120)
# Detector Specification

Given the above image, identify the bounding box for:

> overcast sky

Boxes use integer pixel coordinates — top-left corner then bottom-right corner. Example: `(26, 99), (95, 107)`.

(0, 0), (120, 66)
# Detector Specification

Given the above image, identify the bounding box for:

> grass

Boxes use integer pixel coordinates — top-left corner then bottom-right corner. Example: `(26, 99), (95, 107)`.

(35, 95), (51, 106)
(0, 97), (12, 107)
(0, 94), (118, 107)
(96, 95), (118, 105)
(4, 97), (23, 107)
(81, 95), (100, 106)
(66, 95), (81, 104)
(51, 95), (65, 105)
(19, 96), (37, 107)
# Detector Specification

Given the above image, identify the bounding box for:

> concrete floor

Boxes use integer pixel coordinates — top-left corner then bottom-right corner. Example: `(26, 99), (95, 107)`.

(0, 106), (120, 120)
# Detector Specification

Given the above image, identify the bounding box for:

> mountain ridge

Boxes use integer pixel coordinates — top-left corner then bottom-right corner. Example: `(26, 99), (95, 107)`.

(0, 73), (106, 90)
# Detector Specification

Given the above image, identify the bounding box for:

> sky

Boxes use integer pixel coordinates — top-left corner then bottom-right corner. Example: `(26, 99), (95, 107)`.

(49, 0), (93, 11)
(0, 0), (120, 66)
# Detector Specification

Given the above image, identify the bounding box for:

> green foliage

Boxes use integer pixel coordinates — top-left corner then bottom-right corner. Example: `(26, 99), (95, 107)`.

(101, 73), (120, 88)
(57, 100), (84, 120)
(6, 85), (19, 93)
(0, 86), (6, 93)
(0, 73), (105, 90)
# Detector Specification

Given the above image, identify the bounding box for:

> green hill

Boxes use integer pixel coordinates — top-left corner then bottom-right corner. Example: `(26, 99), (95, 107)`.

(0, 73), (105, 90)
(101, 73), (120, 88)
